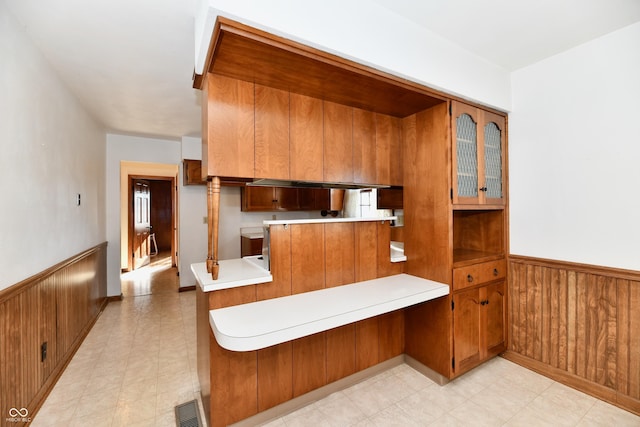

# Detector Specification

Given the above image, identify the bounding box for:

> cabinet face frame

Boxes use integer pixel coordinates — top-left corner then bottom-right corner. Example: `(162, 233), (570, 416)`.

(451, 101), (506, 207)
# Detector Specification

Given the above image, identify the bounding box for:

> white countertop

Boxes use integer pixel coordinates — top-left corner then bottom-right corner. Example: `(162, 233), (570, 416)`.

(209, 274), (449, 352)
(264, 216), (397, 226)
(192, 256), (272, 292)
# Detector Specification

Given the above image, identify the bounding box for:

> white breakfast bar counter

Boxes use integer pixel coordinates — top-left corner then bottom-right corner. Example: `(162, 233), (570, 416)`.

(207, 273), (448, 351)
(192, 216), (446, 351)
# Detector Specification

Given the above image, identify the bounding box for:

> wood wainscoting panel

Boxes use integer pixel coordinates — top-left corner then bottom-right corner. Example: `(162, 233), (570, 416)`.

(324, 222), (355, 288)
(0, 243), (107, 422)
(506, 255), (640, 415)
(291, 223), (325, 294)
(257, 342), (293, 412)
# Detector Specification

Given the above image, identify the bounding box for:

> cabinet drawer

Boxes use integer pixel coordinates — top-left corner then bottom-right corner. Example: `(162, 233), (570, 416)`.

(453, 259), (506, 291)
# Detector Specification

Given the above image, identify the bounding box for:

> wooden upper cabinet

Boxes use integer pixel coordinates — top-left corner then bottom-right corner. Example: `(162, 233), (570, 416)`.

(290, 93), (323, 182)
(353, 111), (403, 186)
(204, 74), (255, 178)
(353, 108), (376, 185)
(323, 101), (353, 183)
(255, 85), (290, 179)
(376, 114), (403, 186)
(183, 159), (206, 185)
(241, 187), (299, 211)
(451, 101), (506, 207)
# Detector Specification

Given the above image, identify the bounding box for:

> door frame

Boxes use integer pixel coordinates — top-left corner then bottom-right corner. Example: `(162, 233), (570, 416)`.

(120, 161), (179, 273)
(127, 175), (177, 271)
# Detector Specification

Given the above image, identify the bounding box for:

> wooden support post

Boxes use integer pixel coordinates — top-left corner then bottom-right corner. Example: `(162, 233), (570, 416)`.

(207, 177), (221, 279)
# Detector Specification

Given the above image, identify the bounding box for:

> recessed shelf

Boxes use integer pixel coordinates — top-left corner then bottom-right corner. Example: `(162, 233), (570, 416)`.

(453, 210), (505, 265)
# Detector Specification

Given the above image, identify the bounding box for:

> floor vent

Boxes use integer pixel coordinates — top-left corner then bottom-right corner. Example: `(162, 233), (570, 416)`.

(175, 399), (202, 427)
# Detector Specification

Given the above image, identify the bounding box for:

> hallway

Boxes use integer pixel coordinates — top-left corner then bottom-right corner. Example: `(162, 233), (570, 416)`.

(31, 255), (200, 427)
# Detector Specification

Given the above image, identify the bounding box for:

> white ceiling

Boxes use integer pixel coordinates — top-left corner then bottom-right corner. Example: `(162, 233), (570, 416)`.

(6, 0), (640, 140)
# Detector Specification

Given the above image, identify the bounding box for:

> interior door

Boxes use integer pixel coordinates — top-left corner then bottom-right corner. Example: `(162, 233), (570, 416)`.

(132, 179), (151, 269)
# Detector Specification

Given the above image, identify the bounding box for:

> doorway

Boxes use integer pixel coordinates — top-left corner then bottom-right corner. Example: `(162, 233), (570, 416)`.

(127, 175), (177, 272)
(119, 161), (179, 296)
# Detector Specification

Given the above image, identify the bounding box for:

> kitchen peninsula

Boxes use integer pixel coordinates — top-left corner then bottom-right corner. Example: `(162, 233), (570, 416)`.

(195, 217), (449, 426)
(194, 16), (508, 427)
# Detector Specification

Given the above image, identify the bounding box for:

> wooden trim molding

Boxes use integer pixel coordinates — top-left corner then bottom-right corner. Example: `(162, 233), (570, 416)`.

(0, 242), (108, 422)
(507, 255), (640, 415)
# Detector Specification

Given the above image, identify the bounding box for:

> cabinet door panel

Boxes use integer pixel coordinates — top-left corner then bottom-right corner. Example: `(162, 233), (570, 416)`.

(290, 93), (323, 181)
(275, 187), (299, 210)
(205, 74), (254, 178)
(451, 101), (480, 205)
(324, 101), (353, 183)
(353, 108), (376, 184)
(375, 114), (402, 186)
(255, 85), (289, 179)
(483, 281), (506, 356)
(453, 288), (481, 373)
(241, 187), (275, 211)
(480, 110), (506, 206)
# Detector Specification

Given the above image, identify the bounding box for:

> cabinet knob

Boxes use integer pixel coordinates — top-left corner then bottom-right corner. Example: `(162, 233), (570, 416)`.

(493, 268), (499, 276)
(467, 274), (473, 283)
(480, 299), (490, 306)
(479, 186), (488, 192)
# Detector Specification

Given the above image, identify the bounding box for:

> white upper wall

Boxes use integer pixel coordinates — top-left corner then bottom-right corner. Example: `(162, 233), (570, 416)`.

(509, 21), (640, 270)
(195, 0), (512, 112)
(0, 1), (106, 291)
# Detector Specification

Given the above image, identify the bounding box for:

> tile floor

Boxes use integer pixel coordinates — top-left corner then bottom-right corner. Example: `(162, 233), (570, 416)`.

(31, 255), (640, 427)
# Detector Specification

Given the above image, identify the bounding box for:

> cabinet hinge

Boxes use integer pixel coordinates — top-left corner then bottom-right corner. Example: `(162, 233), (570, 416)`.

(450, 188), (453, 200)
(452, 357), (455, 370)
(449, 102), (452, 115)
(451, 300), (454, 310)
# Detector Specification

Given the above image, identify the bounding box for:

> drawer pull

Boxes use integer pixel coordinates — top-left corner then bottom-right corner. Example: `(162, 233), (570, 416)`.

(467, 274), (474, 283)
(493, 268), (499, 276)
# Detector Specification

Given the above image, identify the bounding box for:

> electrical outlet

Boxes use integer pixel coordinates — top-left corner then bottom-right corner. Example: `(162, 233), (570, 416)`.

(41, 341), (47, 362)
(77, 193), (81, 206)
(203, 216), (207, 224)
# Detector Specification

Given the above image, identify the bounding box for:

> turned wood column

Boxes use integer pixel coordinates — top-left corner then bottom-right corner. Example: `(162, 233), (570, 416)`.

(207, 176), (221, 279)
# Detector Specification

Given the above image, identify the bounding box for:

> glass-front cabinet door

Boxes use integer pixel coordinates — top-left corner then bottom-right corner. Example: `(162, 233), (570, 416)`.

(452, 101), (506, 207)
(481, 110), (505, 205)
